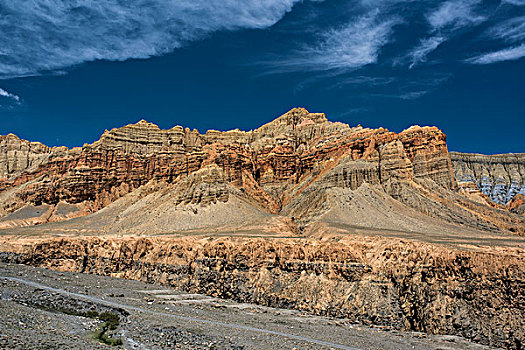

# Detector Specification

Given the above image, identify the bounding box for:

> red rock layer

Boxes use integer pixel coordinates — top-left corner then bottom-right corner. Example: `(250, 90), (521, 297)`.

(0, 109), (454, 212)
(2, 107), (523, 235)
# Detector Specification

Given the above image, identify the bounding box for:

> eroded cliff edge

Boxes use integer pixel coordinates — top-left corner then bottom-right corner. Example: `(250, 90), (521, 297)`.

(1, 236), (523, 349)
(450, 152), (525, 208)
(1, 109), (524, 349)
(1, 108), (523, 235)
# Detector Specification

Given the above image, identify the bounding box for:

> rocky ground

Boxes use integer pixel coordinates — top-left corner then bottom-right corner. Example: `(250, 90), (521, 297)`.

(0, 262), (493, 350)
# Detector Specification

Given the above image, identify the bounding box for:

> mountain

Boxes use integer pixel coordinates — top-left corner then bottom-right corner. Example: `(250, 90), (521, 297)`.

(0, 108), (523, 236)
(1, 108), (524, 349)
(450, 152), (525, 206)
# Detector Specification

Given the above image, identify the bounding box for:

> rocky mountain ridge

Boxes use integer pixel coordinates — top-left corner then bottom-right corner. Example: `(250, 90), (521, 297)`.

(1, 108), (524, 350)
(0, 108), (523, 235)
(450, 152), (525, 206)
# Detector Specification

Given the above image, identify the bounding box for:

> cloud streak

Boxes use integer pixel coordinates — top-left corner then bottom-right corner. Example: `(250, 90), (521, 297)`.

(502, 0), (525, 5)
(401, 0), (487, 69)
(407, 36), (446, 68)
(272, 10), (400, 72)
(486, 16), (525, 43)
(0, 88), (20, 102)
(399, 90), (428, 100)
(0, 0), (523, 91)
(0, 0), (301, 79)
(427, 0), (485, 31)
(466, 44), (525, 64)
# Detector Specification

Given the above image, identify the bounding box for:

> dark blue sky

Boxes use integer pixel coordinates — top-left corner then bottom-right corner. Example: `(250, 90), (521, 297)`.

(0, 0), (524, 153)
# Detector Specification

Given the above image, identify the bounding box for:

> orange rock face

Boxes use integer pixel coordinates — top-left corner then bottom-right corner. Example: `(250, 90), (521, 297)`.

(0, 108), (523, 235)
(508, 194), (525, 215)
(1, 108), (524, 349)
(1, 235), (523, 349)
(0, 109), (452, 208)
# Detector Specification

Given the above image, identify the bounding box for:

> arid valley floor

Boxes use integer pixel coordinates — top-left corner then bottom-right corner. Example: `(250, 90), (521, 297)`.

(0, 261), (500, 350)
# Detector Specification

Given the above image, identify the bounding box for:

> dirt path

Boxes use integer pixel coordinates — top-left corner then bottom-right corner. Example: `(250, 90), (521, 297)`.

(1, 275), (362, 350)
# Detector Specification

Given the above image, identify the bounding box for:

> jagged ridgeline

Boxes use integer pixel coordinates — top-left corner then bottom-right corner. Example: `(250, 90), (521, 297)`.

(0, 108), (523, 235)
(451, 152), (525, 208)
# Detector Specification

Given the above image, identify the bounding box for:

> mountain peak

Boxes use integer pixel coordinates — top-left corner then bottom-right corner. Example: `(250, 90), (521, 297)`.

(136, 119), (156, 126)
(0, 109), (523, 239)
(259, 107), (328, 130)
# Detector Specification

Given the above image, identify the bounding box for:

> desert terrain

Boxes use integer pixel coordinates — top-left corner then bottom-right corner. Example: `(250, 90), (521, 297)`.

(0, 108), (524, 349)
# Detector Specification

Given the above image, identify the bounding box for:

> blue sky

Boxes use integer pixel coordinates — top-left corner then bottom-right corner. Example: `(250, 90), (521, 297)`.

(0, 0), (524, 153)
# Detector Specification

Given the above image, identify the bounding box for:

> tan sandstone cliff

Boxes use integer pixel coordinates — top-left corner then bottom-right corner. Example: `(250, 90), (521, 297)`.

(1, 235), (523, 349)
(0, 108), (523, 235)
(1, 109), (524, 349)
(450, 152), (525, 205)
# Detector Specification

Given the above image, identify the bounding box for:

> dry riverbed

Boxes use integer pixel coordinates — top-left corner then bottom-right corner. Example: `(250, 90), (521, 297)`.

(0, 262), (492, 350)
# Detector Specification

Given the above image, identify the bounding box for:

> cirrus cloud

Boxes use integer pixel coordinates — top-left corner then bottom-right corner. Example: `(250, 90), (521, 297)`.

(268, 10), (400, 72)
(400, 0), (487, 69)
(0, 88), (20, 102)
(407, 36), (446, 68)
(427, 0), (485, 31)
(502, 0), (525, 5)
(0, 0), (301, 79)
(466, 44), (525, 64)
(486, 16), (525, 43)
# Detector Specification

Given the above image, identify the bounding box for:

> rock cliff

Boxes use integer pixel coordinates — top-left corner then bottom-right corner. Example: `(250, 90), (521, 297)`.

(0, 108), (523, 235)
(450, 152), (525, 204)
(1, 236), (523, 349)
(1, 108), (524, 350)
(0, 134), (53, 180)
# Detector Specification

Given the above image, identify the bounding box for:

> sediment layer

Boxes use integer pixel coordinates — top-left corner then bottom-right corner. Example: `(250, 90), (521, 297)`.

(1, 236), (523, 349)
(1, 108), (523, 235)
(450, 152), (525, 205)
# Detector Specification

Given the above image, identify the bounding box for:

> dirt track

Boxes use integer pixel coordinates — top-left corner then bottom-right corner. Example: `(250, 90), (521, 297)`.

(0, 262), (493, 350)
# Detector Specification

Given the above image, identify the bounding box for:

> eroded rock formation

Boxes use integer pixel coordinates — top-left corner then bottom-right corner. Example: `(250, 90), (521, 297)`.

(451, 152), (525, 204)
(0, 134), (53, 180)
(1, 236), (523, 349)
(1, 109), (524, 349)
(0, 108), (523, 235)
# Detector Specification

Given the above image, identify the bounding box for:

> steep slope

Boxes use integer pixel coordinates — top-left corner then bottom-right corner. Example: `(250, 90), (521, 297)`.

(0, 108), (523, 236)
(0, 134), (54, 180)
(1, 235), (523, 349)
(450, 152), (525, 204)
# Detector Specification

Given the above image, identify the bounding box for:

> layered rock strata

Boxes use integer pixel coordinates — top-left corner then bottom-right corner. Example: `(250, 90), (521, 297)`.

(0, 109), (454, 207)
(1, 236), (522, 349)
(1, 109), (525, 350)
(450, 152), (525, 204)
(0, 108), (523, 235)
(0, 134), (53, 180)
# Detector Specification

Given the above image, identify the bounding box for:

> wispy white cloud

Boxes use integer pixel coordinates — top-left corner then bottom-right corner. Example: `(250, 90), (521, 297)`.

(407, 36), (446, 68)
(359, 0), (416, 7)
(323, 75), (396, 91)
(369, 74), (450, 100)
(486, 16), (525, 43)
(399, 90), (428, 100)
(336, 107), (369, 118)
(398, 0), (486, 69)
(1, 0), (524, 93)
(502, 0), (525, 5)
(0, 0), (302, 79)
(273, 11), (400, 71)
(427, 0), (485, 31)
(0, 88), (20, 102)
(466, 44), (525, 64)
(338, 76), (396, 86)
